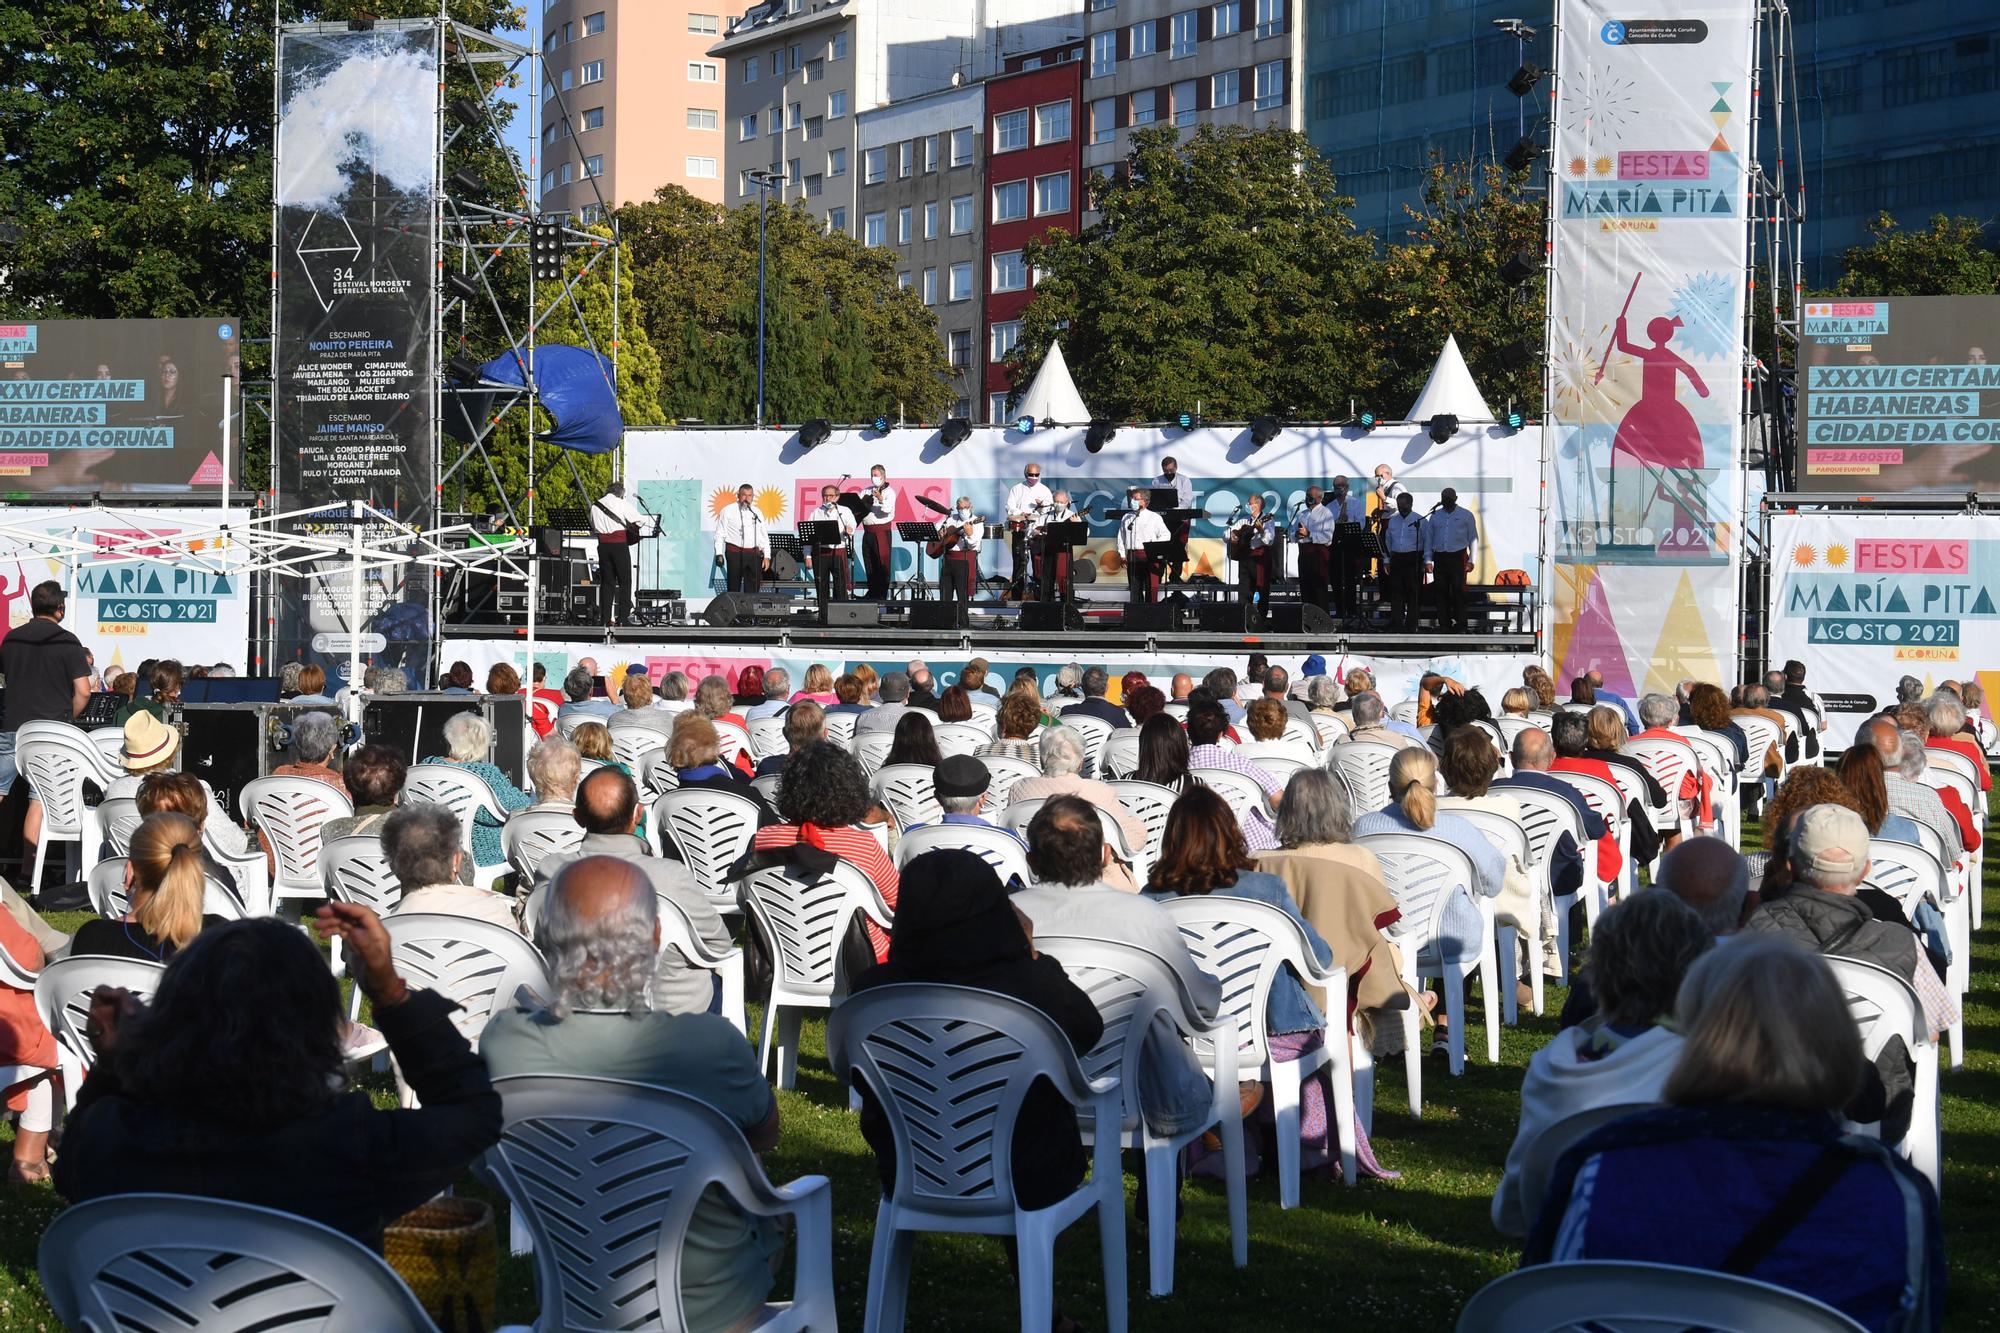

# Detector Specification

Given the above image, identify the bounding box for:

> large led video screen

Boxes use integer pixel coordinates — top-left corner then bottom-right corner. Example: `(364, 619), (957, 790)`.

(1797, 295), (2000, 494)
(0, 317), (241, 495)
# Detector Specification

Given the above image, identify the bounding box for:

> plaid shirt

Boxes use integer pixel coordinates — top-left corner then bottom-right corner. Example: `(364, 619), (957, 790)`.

(1188, 744), (1280, 851)
(1883, 772), (1963, 859)
(1913, 952), (1957, 1038)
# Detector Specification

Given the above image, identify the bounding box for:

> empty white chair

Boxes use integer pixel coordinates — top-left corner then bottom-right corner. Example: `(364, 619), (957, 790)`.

(659, 895), (749, 1036)
(92, 796), (142, 860)
(382, 912), (550, 1051)
(1328, 740), (1405, 816)
(86, 726), (126, 766)
(871, 763), (942, 831)
(609, 725), (666, 774)
(16, 719), (117, 888)
(751, 771), (785, 803)
(932, 721), (992, 758)
(651, 787), (765, 913)
(1162, 895), (1356, 1203)
(484, 1075), (835, 1331)
(1098, 728), (1141, 780)
(1064, 714), (1115, 777)
(981, 753), (1042, 808)
(397, 764), (510, 891)
(828, 984), (1126, 1333)
(713, 719), (753, 768)
(1356, 832), (1500, 1076)
(894, 821), (1033, 886)
(736, 859), (892, 1089)
(851, 731), (895, 777)
(40, 1194), (445, 1333)
(1456, 1260), (1871, 1333)
(501, 806), (587, 883)
(34, 955), (167, 1108)
(1440, 799), (1544, 1022)
(1038, 934), (1247, 1297)
(746, 713), (789, 761)
(237, 775), (355, 902)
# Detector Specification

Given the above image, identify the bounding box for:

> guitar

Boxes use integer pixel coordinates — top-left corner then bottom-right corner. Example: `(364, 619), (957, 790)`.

(928, 514), (986, 558)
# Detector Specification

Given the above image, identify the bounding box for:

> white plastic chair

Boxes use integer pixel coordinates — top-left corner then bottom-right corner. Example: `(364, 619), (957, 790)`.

(1098, 728), (1141, 780)
(1456, 1260), (1870, 1332)
(232, 775), (353, 903)
(1735, 712), (1783, 804)
(608, 724), (666, 775)
(851, 730), (895, 777)
(828, 984), (1127, 1333)
(16, 719), (116, 888)
(1622, 735), (1702, 837)
(1439, 800), (1544, 1022)
(92, 796), (142, 860)
(932, 721), (992, 758)
(1038, 934), (1249, 1297)
(1228, 747), (1311, 790)
(736, 858), (892, 1089)
(1546, 769), (1631, 913)
(713, 718), (753, 768)
(40, 1194), (445, 1333)
(1494, 716), (1535, 748)
(1826, 955), (1942, 1193)
(639, 749), (679, 801)
(981, 753), (1042, 808)
(651, 787), (765, 912)
(501, 807), (586, 883)
(1328, 740), (1404, 815)
(1673, 727), (1743, 849)
(1913, 760), (1983, 929)
(751, 771), (785, 803)
(397, 765), (505, 892)
(1064, 714), (1115, 777)
(1189, 765), (1271, 830)
(1161, 895), (1357, 1202)
(1496, 783), (1591, 985)
(319, 832), (401, 1020)
(382, 912), (549, 1052)
(484, 1075), (834, 1331)
(1517, 1101), (1655, 1233)
(1356, 831), (1500, 1075)
(1389, 699), (1420, 725)
(894, 821), (1033, 886)
(823, 711), (859, 749)
(34, 955), (167, 1109)
(1162, 701), (1190, 723)
(1106, 779), (1179, 879)
(998, 798), (1143, 880)
(872, 763), (942, 831)
(747, 713), (790, 761)
(86, 725), (126, 766)
(1862, 838), (1961, 1068)
(1279, 716), (1322, 753)
(556, 712), (595, 739)
(1311, 712), (1351, 748)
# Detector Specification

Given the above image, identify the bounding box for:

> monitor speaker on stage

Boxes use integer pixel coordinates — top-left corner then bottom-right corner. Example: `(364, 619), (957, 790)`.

(1019, 603), (1084, 632)
(825, 601), (882, 628)
(703, 592), (796, 627)
(1263, 604), (1337, 635)
(1123, 597), (1185, 632)
(906, 601), (965, 631)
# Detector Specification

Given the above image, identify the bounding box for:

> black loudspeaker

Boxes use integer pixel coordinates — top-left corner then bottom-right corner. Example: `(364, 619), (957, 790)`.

(703, 592), (797, 627)
(825, 601), (883, 628)
(1262, 603), (1337, 634)
(1018, 602), (1084, 631)
(906, 601), (965, 630)
(1122, 598), (1185, 632)
(1196, 601), (1248, 633)
(361, 692), (528, 787)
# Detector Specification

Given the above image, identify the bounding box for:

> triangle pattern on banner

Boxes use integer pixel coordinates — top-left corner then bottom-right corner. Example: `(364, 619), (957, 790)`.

(1710, 133), (1730, 151)
(1642, 571), (1724, 697)
(1712, 82), (1732, 93)
(1711, 98), (1730, 114)
(1557, 567), (1638, 696)
(1551, 564), (1590, 672)
(188, 452), (224, 486)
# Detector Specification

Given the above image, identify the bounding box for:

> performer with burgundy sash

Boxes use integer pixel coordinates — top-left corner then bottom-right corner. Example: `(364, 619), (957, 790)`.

(860, 463), (897, 600)
(1118, 485), (1170, 604)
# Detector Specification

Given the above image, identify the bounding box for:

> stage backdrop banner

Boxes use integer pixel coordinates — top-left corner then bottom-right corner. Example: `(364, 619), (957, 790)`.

(0, 508), (251, 676)
(1768, 511), (2000, 747)
(272, 21), (440, 675)
(621, 422), (1543, 612)
(1547, 0), (1753, 698)
(0, 318), (243, 495)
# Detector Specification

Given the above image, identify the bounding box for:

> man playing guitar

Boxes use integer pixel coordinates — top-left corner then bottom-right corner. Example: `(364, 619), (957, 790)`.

(1003, 463), (1053, 599)
(930, 496), (985, 609)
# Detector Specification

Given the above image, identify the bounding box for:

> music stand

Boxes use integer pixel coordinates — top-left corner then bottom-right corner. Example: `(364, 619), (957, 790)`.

(1147, 488), (1182, 513)
(799, 520), (847, 607)
(1040, 520), (1088, 603)
(895, 521), (940, 599)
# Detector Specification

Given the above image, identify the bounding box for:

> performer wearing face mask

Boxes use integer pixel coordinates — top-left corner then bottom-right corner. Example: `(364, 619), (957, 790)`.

(1423, 487), (1478, 632)
(1382, 490), (1427, 630)
(1118, 486), (1171, 604)
(929, 496), (985, 609)
(1294, 484), (1335, 617)
(1003, 463), (1053, 599)
(805, 483), (858, 605)
(713, 483), (771, 594)
(1326, 475), (1368, 625)
(1029, 487), (1079, 602)
(1228, 492), (1279, 627)
(860, 464), (898, 600)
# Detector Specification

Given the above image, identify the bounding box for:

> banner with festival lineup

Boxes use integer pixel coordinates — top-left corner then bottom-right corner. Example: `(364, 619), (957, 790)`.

(1547, 0), (1754, 696)
(1769, 513), (2000, 748)
(619, 422), (1543, 608)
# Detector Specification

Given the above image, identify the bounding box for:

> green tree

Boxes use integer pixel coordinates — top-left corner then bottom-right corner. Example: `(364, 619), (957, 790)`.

(1367, 158), (1546, 417)
(1013, 123), (1378, 422)
(1830, 213), (2000, 297)
(619, 186), (952, 423)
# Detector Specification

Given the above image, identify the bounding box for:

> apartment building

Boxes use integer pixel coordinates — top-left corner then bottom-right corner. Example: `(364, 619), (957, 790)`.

(538, 1), (729, 219)
(983, 47), (1085, 423)
(1081, 0), (1302, 181)
(856, 85), (988, 422)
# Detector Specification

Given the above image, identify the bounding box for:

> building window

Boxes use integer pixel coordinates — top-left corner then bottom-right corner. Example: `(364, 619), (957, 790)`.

(738, 112), (758, 139)
(743, 55), (760, 82)
(787, 157), (801, 185)
(922, 268), (937, 304)
(991, 320), (1022, 362)
(583, 154), (604, 176)
(864, 147), (886, 184)
(1090, 0), (1116, 9)
(826, 207), (846, 235)
(1130, 21), (1157, 57)
(992, 179), (1028, 222)
(992, 250), (1027, 292)
(1214, 1), (1241, 37)
(1172, 9), (1198, 56)
(582, 11), (604, 35)
(562, 22), (573, 43)
(1088, 97), (1116, 144)
(827, 147), (847, 176)
(738, 169), (752, 196)
(989, 392), (1011, 423)
(805, 57), (824, 82)
(1254, 58), (1284, 109)
(770, 48), (786, 76)
(950, 127), (975, 166)
(805, 172), (823, 198)
(1170, 80), (1197, 125)
(994, 108), (1030, 152)
(897, 206), (912, 243)
(1035, 100), (1071, 143)
(828, 89), (847, 118)
(898, 271), (911, 290)
(864, 211), (887, 245)
(950, 194), (974, 233)
(923, 136), (937, 171)
(923, 200), (938, 238)
(688, 13), (719, 34)
(831, 30), (849, 60)
(787, 103), (801, 129)
(949, 328), (973, 367)
(898, 142), (912, 177)
(1034, 171), (1070, 215)
(587, 107), (609, 130)
(688, 61), (717, 82)
(540, 168), (554, 191)
(1255, 0), (1283, 38)
(1130, 90), (1156, 126)
(1213, 68), (1240, 107)
(560, 162), (573, 184)
(686, 156), (717, 178)
(559, 69), (573, 90)
(949, 263), (973, 301)
(1090, 30), (1116, 76)
(579, 202), (605, 223)
(543, 31), (556, 53)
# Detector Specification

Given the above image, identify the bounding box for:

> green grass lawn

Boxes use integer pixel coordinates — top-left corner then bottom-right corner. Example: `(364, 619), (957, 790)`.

(4, 809), (2000, 1331)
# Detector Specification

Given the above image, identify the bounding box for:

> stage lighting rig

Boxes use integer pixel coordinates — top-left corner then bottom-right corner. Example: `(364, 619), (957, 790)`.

(447, 355), (488, 386)
(1426, 413), (1460, 444)
(448, 97), (485, 129)
(530, 215), (564, 283)
(798, 418), (832, 449)
(1505, 409), (1526, 430)
(444, 271), (481, 303)
(1506, 62), (1544, 97)
(1014, 415), (1036, 434)
(939, 417), (973, 449)
(1176, 411), (1197, 430)
(1249, 415), (1282, 448)
(1084, 419), (1118, 453)
(1498, 250), (1540, 287)
(1504, 136), (1541, 173)
(870, 413), (892, 434)
(1351, 410), (1378, 431)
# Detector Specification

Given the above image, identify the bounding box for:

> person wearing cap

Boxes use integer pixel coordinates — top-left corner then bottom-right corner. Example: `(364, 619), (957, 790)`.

(1295, 654), (1328, 698)
(927, 755), (1020, 841)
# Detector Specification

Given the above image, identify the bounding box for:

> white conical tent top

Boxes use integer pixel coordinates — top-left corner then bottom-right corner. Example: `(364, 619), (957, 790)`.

(1011, 340), (1092, 425)
(1404, 334), (1495, 423)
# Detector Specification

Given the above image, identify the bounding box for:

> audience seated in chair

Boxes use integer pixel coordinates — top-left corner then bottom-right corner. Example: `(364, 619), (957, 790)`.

(55, 907), (503, 1250)
(383, 803), (521, 934)
(1864, 720), (1967, 861)
(319, 744), (409, 845)
(1438, 728), (1558, 988)
(1523, 935), (1944, 1332)
(743, 667), (792, 722)
(418, 712), (532, 870)
(982, 690), (1048, 765)
(1550, 711), (1661, 867)
(854, 671), (916, 734)
(669, 713), (776, 822)
(1493, 726), (1616, 897)
(1184, 699), (1283, 852)
(755, 700), (823, 777)
(556, 665), (614, 720)
(271, 710), (349, 801)
(521, 736), (582, 812)
(1339, 691), (1405, 749)
(0, 904), (56, 1183)
(749, 741), (902, 965)
(926, 755), (1019, 839)
(1059, 667), (1129, 731)
(71, 812), (224, 963)
(1012, 726), (1151, 883)
(607, 668), (676, 741)
(1493, 890), (1712, 1236)
(884, 711), (943, 769)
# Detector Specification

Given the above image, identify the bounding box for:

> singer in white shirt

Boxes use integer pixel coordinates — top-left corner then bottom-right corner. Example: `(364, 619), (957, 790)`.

(1118, 486), (1171, 604)
(713, 483), (772, 593)
(860, 464), (898, 600)
(805, 483), (857, 604)
(1294, 484), (1336, 617)
(589, 481), (643, 626)
(1003, 463), (1053, 599)
(1029, 487), (1079, 603)
(1228, 492), (1279, 624)
(934, 497), (985, 607)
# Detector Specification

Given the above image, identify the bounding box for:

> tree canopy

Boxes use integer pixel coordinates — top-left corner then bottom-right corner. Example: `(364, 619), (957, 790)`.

(1830, 213), (2000, 298)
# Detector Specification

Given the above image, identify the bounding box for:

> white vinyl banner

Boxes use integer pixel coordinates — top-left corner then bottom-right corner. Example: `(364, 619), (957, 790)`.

(1768, 512), (2000, 746)
(1547, 1), (1753, 696)
(0, 507), (252, 677)
(618, 422), (1544, 609)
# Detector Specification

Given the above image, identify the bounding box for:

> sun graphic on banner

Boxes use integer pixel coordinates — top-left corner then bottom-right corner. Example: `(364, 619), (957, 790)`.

(1825, 543), (1850, 568)
(755, 487), (787, 520)
(1592, 156), (1614, 176)
(1792, 543), (1817, 568)
(1551, 334), (1628, 417)
(1568, 156), (1588, 176)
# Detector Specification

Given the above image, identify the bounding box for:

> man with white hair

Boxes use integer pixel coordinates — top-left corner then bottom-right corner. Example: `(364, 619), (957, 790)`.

(1008, 725), (1147, 887)
(854, 671), (915, 733)
(1895, 674), (1925, 705)
(1043, 662), (1084, 707)
(1631, 691), (1708, 842)
(744, 668), (791, 722)
(383, 803), (521, 933)
(1340, 691), (1404, 747)
(1925, 691), (1991, 791)
(481, 856), (783, 1329)
(1866, 719), (1961, 860)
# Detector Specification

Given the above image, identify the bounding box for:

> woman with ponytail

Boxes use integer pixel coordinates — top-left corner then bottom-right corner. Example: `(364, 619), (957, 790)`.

(1352, 746), (1506, 1052)
(71, 812), (223, 963)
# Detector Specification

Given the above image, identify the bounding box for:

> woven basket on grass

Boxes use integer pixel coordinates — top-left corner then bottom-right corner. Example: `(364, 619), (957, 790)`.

(383, 1196), (498, 1333)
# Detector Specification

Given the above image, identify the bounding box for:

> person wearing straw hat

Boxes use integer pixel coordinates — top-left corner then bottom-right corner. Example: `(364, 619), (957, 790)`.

(104, 713), (181, 800)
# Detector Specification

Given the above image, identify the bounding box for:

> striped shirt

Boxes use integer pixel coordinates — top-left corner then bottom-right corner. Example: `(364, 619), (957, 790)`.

(751, 822), (900, 962)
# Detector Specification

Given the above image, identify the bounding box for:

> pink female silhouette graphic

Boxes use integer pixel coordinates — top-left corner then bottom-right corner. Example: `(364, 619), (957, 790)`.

(0, 569), (26, 649)
(1610, 312), (1709, 469)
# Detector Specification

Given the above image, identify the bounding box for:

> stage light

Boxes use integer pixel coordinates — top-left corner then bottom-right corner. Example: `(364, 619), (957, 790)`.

(798, 418), (832, 449)
(1084, 419), (1117, 453)
(444, 271), (481, 302)
(1014, 415), (1036, 434)
(531, 215), (564, 283)
(1505, 409), (1526, 430)
(870, 413), (891, 434)
(1176, 411), (1196, 430)
(1249, 415), (1281, 448)
(1355, 410), (1378, 431)
(447, 355), (487, 386)
(939, 417), (973, 449)
(1498, 249), (1539, 287)
(1504, 136), (1541, 173)
(448, 168), (487, 200)
(1497, 337), (1537, 370)
(1426, 413), (1460, 444)
(1506, 62), (1544, 97)
(448, 97), (485, 129)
